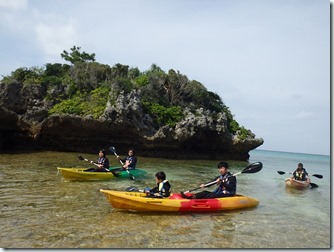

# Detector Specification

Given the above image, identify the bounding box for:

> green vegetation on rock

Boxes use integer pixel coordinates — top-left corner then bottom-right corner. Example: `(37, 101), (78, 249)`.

(1, 45), (252, 139)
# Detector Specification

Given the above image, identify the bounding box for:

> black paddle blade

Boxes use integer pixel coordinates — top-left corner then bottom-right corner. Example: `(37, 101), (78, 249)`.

(126, 186), (139, 192)
(312, 174), (323, 179)
(109, 146), (116, 154)
(310, 182), (319, 188)
(241, 162), (263, 174)
(109, 170), (120, 177)
(77, 155), (84, 160)
(277, 171), (286, 175)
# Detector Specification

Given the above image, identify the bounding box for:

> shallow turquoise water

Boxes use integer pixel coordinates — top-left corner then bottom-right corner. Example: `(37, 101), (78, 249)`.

(0, 149), (330, 248)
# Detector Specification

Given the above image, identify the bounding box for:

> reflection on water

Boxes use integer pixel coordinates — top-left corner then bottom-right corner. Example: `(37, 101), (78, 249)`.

(0, 150), (330, 248)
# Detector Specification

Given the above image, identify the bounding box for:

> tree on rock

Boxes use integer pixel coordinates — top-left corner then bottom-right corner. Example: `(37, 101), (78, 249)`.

(61, 46), (96, 64)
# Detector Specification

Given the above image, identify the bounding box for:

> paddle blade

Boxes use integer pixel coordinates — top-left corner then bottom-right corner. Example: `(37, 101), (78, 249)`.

(109, 170), (120, 177)
(277, 171), (286, 175)
(129, 173), (136, 180)
(126, 186), (139, 192)
(77, 155), (84, 161)
(241, 162), (263, 174)
(312, 174), (323, 179)
(109, 146), (116, 154)
(310, 182), (319, 188)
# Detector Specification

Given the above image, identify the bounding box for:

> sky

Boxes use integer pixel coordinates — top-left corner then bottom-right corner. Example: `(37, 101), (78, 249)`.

(0, 0), (330, 156)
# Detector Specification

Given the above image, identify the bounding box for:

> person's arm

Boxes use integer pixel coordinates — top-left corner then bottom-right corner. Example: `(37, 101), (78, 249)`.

(159, 182), (171, 197)
(151, 185), (170, 198)
(149, 186), (158, 194)
(92, 159), (102, 168)
(292, 171), (297, 178)
(102, 158), (109, 169)
(200, 176), (220, 188)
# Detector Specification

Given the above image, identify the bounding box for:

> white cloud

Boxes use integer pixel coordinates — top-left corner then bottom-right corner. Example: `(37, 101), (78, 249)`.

(35, 18), (79, 62)
(296, 111), (314, 120)
(0, 0), (329, 155)
(0, 0), (27, 10)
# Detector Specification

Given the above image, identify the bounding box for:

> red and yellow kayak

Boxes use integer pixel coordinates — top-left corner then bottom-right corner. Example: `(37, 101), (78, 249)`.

(285, 178), (310, 189)
(99, 189), (259, 213)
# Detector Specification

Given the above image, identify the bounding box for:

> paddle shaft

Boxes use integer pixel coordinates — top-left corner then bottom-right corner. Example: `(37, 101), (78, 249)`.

(184, 162), (262, 193)
(113, 151), (125, 166)
(85, 158), (100, 167)
(77, 155), (125, 177)
(110, 146), (135, 180)
(185, 180), (217, 193)
(185, 173), (240, 193)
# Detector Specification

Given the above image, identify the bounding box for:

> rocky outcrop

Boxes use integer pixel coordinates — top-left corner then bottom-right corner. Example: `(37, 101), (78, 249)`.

(0, 82), (263, 160)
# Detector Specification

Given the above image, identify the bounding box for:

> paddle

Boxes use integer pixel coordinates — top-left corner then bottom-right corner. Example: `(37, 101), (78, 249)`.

(277, 171), (323, 179)
(77, 155), (120, 177)
(109, 146), (135, 180)
(126, 186), (142, 192)
(310, 183), (319, 188)
(125, 186), (161, 197)
(277, 171), (320, 188)
(183, 161), (263, 193)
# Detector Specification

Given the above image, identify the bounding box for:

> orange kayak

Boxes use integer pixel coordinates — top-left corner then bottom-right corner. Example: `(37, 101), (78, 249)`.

(285, 178), (310, 189)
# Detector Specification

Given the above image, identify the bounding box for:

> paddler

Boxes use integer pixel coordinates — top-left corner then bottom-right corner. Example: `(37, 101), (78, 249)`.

(181, 161), (236, 199)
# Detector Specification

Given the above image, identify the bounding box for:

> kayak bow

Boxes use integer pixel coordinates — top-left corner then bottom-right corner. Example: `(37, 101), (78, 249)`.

(285, 178), (310, 189)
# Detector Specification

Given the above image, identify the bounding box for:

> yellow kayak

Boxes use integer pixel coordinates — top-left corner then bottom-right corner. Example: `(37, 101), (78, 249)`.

(99, 189), (259, 213)
(57, 167), (147, 181)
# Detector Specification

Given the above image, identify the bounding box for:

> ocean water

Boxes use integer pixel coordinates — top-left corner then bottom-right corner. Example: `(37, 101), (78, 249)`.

(0, 149), (330, 249)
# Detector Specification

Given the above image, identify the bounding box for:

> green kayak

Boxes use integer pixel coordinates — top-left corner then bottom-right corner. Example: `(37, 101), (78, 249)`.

(57, 167), (147, 181)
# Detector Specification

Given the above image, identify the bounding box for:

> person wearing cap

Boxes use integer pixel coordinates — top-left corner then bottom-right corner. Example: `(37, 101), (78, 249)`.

(84, 149), (110, 172)
(180, 161), (236, 199)
(292, 163), (310, 182)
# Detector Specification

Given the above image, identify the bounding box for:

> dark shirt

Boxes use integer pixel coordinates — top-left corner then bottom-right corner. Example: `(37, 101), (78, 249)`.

(97, 157), (109, 169)
(207, 172), (237, 195)
(121, 156), (137, 169)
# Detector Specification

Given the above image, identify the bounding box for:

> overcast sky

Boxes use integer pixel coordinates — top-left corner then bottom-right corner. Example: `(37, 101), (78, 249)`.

(0, 0), (330, 155)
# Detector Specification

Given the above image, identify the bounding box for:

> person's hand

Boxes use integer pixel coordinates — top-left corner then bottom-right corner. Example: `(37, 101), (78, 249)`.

(218, 178), (228, 184)
(90, 160), (94, 164)
(200, 184), (205, 188)
(116, 155), (120, 159)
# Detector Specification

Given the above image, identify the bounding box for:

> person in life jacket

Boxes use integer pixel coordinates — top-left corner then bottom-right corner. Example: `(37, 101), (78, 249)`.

(84, 149), (110, 172)
(292, 163), (310, 182)
(181, 161), (236, 199)
(116, 148), (137, 170)
(145, 171), (171, 198)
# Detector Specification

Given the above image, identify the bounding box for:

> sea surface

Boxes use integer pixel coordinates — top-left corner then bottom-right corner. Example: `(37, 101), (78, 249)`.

(0, 149), (330, 249)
